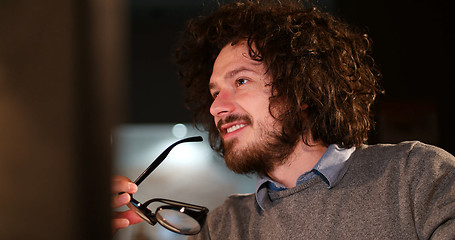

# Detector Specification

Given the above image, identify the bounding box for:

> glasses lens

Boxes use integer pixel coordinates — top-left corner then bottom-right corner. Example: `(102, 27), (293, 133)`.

(127, 201), (153, 225)
(156, 208), (201, 235)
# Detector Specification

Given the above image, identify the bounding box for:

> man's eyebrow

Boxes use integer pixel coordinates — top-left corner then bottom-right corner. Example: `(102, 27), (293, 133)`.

(209, 65), (262, 91)
(225, 67), (257, 79)
(209, 82), (217, 92)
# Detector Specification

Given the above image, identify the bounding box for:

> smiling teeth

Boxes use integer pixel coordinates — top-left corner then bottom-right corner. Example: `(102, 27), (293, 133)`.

(227, 124), (246, 133)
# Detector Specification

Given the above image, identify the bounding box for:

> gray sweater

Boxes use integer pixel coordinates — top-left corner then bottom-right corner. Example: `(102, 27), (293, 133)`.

(190, 141), (455, 239)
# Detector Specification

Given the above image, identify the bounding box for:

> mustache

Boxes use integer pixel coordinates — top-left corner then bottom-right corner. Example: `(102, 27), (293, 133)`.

(216, 114), (252, 132)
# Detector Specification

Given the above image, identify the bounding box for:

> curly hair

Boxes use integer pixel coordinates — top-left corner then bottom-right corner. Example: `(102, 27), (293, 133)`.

(174, 0), (383, 154)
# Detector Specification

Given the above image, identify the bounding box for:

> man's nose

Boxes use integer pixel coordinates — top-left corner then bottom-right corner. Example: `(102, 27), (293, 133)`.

(210, 91), (235, 117)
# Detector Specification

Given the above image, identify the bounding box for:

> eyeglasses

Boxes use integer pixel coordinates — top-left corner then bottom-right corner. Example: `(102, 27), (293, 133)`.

(126, 136), (209, 235)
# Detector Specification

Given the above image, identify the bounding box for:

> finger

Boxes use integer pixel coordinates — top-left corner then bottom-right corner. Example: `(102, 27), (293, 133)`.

(112, 218), (130, 233)
(111, 176), (137, 194)
(116, 210), (144, 225)
(112, 192), (131, 208)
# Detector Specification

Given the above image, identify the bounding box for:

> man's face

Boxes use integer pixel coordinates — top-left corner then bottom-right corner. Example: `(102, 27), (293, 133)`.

(209, 41), (293, 174)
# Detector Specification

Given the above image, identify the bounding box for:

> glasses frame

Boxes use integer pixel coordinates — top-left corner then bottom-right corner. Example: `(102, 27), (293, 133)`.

(127, 197), (208, 234)
(127, 136), (209, 235)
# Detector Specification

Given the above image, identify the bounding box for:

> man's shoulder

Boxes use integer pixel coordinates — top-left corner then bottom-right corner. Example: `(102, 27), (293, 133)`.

(356, 141), (453, 161)
(208, 193), (256, 218)
(215, 193), (256, 212)
(204, 193), (257, 232)
(404, 141), (454, 161)
(352, 141), (455, 175)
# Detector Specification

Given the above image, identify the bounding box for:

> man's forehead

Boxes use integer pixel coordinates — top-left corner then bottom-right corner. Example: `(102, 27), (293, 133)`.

(209, 41), (268, 87)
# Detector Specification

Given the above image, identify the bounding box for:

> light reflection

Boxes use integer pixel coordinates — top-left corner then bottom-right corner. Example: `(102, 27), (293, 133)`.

(172, 123), (187, 138)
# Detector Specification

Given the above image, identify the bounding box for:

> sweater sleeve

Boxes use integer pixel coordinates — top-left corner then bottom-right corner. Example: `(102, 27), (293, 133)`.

(408, 142), (455, 239)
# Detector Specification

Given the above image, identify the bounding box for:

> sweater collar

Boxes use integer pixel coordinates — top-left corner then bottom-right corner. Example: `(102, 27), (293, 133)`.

(255, 144), (355, 210)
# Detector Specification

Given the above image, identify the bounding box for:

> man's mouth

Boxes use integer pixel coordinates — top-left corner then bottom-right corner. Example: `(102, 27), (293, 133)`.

(217, 114), (252, 136)
(226, 124), (247, 133)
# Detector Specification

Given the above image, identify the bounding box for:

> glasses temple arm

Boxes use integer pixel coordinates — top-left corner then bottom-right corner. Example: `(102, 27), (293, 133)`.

(133, 136), (203, 186)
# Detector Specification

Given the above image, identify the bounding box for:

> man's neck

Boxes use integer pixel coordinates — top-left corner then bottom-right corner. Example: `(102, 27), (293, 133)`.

(267, 140), (327, 188)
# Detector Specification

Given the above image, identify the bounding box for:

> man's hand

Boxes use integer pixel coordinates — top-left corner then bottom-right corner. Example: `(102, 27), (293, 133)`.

(111, 175), (143, 233)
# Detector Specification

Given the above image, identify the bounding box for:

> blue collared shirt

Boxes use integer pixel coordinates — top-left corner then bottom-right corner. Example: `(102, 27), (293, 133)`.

(255, 144), (355, 210)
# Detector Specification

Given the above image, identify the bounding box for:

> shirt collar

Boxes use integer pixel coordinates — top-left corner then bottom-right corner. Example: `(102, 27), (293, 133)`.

(312, 144), (355, 188)
(255, 144), (355, 210)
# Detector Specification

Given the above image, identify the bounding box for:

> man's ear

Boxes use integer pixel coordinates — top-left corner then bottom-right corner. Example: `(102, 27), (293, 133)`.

(300, 103), (310, 120)
(301, 103), (309, 111)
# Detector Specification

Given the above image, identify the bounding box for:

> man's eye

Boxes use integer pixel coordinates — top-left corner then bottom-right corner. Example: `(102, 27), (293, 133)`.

(235, 79), (248, 87)
(211, 92), (219, 99)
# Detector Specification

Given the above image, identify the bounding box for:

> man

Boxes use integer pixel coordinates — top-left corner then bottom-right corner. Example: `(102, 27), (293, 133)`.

(113, 1), (455, 238)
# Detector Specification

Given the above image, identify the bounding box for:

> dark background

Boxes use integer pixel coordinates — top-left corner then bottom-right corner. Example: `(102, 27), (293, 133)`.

(126, 0), (454, 154)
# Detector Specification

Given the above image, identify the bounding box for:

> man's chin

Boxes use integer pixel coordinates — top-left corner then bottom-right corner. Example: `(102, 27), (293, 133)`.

(221, 136), (238, 152)
(222, 142), (269, 175)
(221, 133), (295, 176)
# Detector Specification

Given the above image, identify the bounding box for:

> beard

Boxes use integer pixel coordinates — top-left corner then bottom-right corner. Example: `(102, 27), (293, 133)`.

(219, 115), (297, 176)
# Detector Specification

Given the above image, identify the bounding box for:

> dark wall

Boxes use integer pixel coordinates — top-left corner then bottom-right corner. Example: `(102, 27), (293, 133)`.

(333, 0), (454, 153)
(127, 0), (454, 154)
(127, 2), (208, 124)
